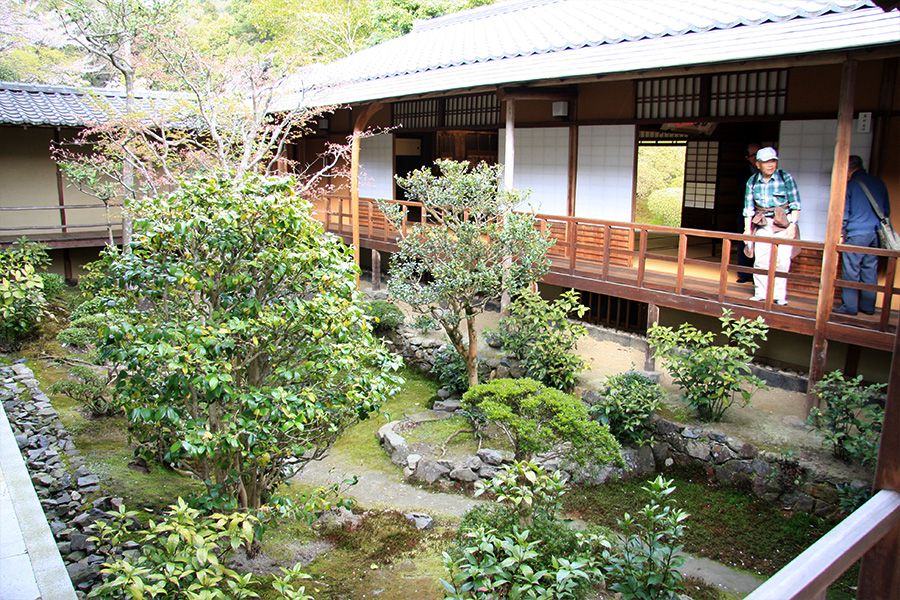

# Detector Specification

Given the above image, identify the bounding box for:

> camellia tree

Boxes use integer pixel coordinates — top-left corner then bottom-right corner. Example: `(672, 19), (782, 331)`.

(381, 159), (555, 388)
(97, 172), (403, 510)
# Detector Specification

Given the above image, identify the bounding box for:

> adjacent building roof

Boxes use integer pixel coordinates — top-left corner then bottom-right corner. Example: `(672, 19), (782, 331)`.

(0, 81), (176, 128)
(278, 0), (900, 109)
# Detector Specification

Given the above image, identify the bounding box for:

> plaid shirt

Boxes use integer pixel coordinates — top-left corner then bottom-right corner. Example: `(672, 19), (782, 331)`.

(743, 169), (802, 217)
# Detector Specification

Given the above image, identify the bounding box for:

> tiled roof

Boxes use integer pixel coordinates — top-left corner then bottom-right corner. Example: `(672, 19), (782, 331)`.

(0, 81), (175, 127)
(277, 0), (900, 108)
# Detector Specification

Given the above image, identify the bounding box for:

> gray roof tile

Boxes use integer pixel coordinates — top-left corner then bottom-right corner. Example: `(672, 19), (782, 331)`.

(0, 81), (175, 127)
(277, 0), (898, 108)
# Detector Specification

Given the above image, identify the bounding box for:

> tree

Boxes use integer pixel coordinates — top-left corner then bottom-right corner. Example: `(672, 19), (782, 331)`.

(381, 159), (554, 388)
(97, 172), (403, 510)
(0, 0), (87, 84)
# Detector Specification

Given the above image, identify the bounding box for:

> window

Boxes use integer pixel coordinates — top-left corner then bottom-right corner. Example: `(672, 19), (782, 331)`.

(683, 141), (719, 210)
(635, 76), (703, 120)
(710, 70), (787, 117)
(393, 93), (500, 129)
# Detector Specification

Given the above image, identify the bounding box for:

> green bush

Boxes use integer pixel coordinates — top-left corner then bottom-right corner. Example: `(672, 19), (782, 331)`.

(806, 371), (884, 467)
(646, 187), (683, 227)
(603, 476), (688, 600)
(594, 371), (665, 446)
(496, 289), (588, 392)
(57, 297), (113, 351)
(462, 378), (622, 466)
(0, 239), (50, 350)
(648, 309), (768, 421)
(88, 498), (313, 600)
(366, 299), (405, 333)
(432, 344), (474, 394)
(40, 272), (67, 299)
(445, 461), (606, 599)
(50, 365), (117, 417)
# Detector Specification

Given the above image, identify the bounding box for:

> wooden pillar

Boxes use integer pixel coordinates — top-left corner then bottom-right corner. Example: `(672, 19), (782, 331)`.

(371, 249), (381, 290)
(857, 325), (900, 599)
(350, 103), (383, 286)
(644, 303), (660, 372)
(870, 57), (897, 177)
(53, 128), (67, 234)
(567, 122), (578, 217)
(807, 59), (857, 414)
(63, 249), (73, 283)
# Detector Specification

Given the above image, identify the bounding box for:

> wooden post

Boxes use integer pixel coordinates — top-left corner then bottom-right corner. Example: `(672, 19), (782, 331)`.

(857, 322), (900, 599)
(644, 303), (659, 372)
(54, 128), (67, 234)
(371, 249), (381, 290)
(350, 103), (383, 286)
(807, 59), (857, 414)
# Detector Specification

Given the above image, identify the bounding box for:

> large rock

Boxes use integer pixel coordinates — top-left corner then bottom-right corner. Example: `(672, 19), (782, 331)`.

(376, 421), (410, 466)
(449, 467), (479, 482)
(413, 458), (450, 483)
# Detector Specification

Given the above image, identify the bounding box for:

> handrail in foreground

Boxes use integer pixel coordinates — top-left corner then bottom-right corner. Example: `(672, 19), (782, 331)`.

(745, 489), (900, 600)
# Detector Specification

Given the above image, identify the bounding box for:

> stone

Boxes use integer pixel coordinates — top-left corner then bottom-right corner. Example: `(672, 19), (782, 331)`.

(681, 427), (702, 439)
(406, 454), (422, 470)
(459, 455), (484, 471)
(449, 467), (479, 482)
(436, 388), (452, 399)
(477, 448), (504, 465)
(651, 442), (669, 466)
(710, 444), (737, 464)
(654, 417), (682, 435)
(684, 439), (711, 461)
(413, 458), (450, 483)
(739, 442), (759, 459)
(478, 465), (500, 479)
(66, 561), (97, 586)
(70, 533), (90, 552)
(316, 507), (363, 532)
(715, 460), (753, 485)
(433, 399), (462, 412)
(404, 513), (434, 530)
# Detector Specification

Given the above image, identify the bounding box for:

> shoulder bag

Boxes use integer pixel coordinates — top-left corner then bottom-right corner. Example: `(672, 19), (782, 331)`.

(857, 180), (900, 252)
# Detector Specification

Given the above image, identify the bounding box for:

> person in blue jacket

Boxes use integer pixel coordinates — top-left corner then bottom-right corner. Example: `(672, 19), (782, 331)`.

(834, 155), (891, 316)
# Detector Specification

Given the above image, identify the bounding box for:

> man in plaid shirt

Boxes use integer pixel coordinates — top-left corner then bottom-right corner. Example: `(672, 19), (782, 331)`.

(742, 146), (802, 306)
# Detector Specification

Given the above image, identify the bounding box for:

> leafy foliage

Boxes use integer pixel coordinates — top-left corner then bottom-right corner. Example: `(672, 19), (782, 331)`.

(461, 378), (622, 466)
(635, 145), (685, 226)
(646, 187), (683, 227)
(383, 159), (554, 389)
(0, 238), (51, 350)
(445, 461), (606, 600)
(593, 371), (665, 446)
(365, 299), (405, 333)
(648, 309), (768, 421)
(603, 476), (688, 600)
(87, 498), (314, 600)
(57, 296), (114, 351)
(495, 289), (588, 392)
(95, 172), (402, 510)
(806, 371), (885, 467)
(431, 344), (475, 395)
(50, 364), (118, 417)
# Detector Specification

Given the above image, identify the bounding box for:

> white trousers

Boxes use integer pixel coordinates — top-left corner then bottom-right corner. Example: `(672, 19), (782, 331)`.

(752, 220), (792, 303)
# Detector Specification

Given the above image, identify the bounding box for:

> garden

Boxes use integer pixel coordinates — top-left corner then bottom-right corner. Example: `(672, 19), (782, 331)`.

(0, 162), (884, 600)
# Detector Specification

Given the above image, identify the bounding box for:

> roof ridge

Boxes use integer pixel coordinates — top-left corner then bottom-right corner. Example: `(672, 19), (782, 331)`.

(0, 80), (175, 99)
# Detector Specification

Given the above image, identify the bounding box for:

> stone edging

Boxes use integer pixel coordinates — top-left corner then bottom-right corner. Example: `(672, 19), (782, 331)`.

(2, 362), (113, 597)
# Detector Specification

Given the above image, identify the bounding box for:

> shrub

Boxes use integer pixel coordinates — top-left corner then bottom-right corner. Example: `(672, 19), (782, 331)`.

(462, 378), (622, 466)
(88, 498), (313, 600)
(646, 187), (683, 227)
(806, 371), (884, 467)
(648, 309), (768, 421)
(594, 371), (665, 446)
(496, 289), (588, 392)
(0, 239), (50, 350)
(40, 272), (67, 299)
(432, 344), (474, 394)
(445, 461), (606, 599)
(57, 297), (113, 351)
(366, 299), (405, 333)
(603, 475), (688, 600)
(50, 364), (118, 417)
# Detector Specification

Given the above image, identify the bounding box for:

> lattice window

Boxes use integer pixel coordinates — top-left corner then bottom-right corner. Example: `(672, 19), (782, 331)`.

(392, 98), (440, 128)
(445, 93), (500, 127)
(710, 70), (787, 117)
(683, 140), (719, 210)
(635, 76), (702, 120)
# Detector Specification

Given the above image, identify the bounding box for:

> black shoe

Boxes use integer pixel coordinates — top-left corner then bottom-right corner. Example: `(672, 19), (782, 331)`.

(861, 309), (875, 315)
(736, 276), (752, 283)
(833, 305), (858, 315)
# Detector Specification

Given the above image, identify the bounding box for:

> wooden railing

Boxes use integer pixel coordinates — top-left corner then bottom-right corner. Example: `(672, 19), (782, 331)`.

(317, 196), (900, 350)
(745, 489), (900, 600)
(0, 200), (123, 246)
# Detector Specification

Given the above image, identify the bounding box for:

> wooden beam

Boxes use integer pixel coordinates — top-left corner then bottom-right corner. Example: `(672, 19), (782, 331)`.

(350, 102), (384, 285)
(870, 57), (898, 177)
(857, 322), (900, 599)
(807, 59), (857, 414)
(53, 129), (67, 234)
(497, 85), (578, 101)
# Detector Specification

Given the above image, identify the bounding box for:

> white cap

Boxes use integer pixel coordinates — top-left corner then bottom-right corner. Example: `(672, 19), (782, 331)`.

(756, 147), (778, 162)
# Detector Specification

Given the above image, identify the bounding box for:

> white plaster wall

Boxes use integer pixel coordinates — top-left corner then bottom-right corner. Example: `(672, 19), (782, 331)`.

(499, 127), (569, 215)
(575, 125), (636, 222)
(778, 120), (872, 242)
(359, 134), (395, 200)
